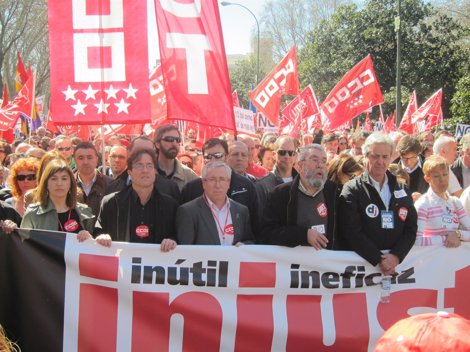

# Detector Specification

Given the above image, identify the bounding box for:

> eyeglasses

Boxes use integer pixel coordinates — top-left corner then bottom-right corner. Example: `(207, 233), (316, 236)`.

(161, 136), (181, 144)
(57, 147), (71, 152)
(204, 177), (230, 184)
(110, 154), (126, 160)
(16, 174), (36, 181)
(277, 150), (296, 157)
(132, 163), (155, 171)
(203, 152), (225, 161)
(401, 155), (418, 162)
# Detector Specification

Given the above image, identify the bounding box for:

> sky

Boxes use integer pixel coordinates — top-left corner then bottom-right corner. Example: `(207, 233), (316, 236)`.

(148, 0), (267, 67)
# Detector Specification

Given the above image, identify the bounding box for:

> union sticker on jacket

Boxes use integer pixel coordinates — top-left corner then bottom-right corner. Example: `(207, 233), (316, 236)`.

(398, 207), (408, 221)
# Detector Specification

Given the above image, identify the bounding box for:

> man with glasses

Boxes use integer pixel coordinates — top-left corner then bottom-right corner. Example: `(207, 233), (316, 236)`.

(256, 136), (298, 218)
(55, 136), (75, 169)
(261, 144), (339, 248)
(107, 145), (128, 179)
(339, 133), (417, 274)
(176, 161), (253, 245)
(181, 138), (259, 237)
(154, 124), (198, 191)
(94, 148), (178, 251)
(396, 135), (428, 199)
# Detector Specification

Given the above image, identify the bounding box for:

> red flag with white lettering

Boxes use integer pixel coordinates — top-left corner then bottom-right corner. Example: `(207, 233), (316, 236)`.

(149, 65), (168, 128)
(280, 85), (319, 135)
(321, 55), (384, 130)
(0, 74), (35, 131)
(155, 0), (235, 130)
(48, 1), (151, 125)
(398, 91), (417, 134)
(411, 89), (442, 124)
(250, 46), (300, 126)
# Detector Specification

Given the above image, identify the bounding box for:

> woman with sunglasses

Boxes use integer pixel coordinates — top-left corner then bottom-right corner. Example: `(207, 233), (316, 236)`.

(6, 157), (40, 216)
(9, 158), (94, 241)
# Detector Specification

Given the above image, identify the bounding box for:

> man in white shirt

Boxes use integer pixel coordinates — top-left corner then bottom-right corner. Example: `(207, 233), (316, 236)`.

(433, 135), (462, 197)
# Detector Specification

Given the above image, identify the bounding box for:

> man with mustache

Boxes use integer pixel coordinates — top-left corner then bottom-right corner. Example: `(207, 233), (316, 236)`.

(260, 144), (339, 249)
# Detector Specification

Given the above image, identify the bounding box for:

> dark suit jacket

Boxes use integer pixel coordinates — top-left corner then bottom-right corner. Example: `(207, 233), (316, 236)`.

(176, 196), (254, 245)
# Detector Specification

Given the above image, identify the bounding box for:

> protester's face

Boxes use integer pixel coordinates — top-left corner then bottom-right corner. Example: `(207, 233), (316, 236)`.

(366, 143), (392, 181)
(276, 140), (296, 172)
(425, 165), (449, 195)
(252, 138), (262, 163)
(401, 152), (419, 170)
(128, 153), (156, 188)
(441, 141), (458, 165)
(324, 140), (338, 154)
(74, 148), (98, 177)
(203, 167), (230, 204)
(56, 140), (73, 161)
(302, 135), (314, 146)
(352, 138), (365, 155)
(157, 130), (181, 159)
(298, 148), (327, 189)
(16, 170), (37, 194)
(338, 138), (348, 152)
(178, 155), (193, 169)
(203, 145), (227, 165)
(47, 171), (71, 199)
(262, 150), (275, 171)
(109, 147), (128, 175)
(227, 144), (249, 175)
(462, 148), (470, 168)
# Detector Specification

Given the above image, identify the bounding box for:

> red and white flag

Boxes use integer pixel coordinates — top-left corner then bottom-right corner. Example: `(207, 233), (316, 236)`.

(280, 85), (320, 136)
(424, 108), (443, 132)
(398, 91), (417, 134)
(1, 84), (8, 108)
(0, 74), (35, 131)
(232, 90), (241, 108)
(149, 65), (168, 128)
(155, 0), (235, 131)
(250, 46), (300, 126)
(321, 55), (384, 130)
(411, 89), (442, 124)
(363, 112), (373, 132)
(48, 1), (151, 125)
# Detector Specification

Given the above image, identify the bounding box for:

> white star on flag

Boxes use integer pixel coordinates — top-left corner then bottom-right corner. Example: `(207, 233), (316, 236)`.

(124, 83), (138, 99)
(62, 85), (78, 101)
(95, 99), (110, 114)
(82, 85), (99, 100)
(71, 100), (87, 116)
(115, 99), (131, 114)
(104, 85), (119, 100)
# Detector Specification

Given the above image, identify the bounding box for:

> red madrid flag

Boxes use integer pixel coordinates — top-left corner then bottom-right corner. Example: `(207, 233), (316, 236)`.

(398, 91), (417, 134)
(411, 89), (442, 124)
(321, 55), (384, 130)
(48, 1), (151, 125)
(250, 46), (300, 126)
(155, 0), (235, 131)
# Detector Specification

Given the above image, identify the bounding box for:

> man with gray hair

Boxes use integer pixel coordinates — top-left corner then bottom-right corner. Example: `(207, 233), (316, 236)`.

(339, 132), (417, 274)
(261, 144), (339, 249)
(433, 135), (462, 197)
(176, 161), (254, 245)
(452, 133), (470, 189)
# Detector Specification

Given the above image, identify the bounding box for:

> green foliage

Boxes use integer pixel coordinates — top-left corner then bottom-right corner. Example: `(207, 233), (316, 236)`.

(447, 74), (470, 131)
(228, 55), (259, 109)
(298, 0), (470, 119)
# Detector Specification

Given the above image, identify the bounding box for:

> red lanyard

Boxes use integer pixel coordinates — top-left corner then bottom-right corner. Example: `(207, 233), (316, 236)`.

(58, 209), (72, 232)
(204, 196), (230, 242)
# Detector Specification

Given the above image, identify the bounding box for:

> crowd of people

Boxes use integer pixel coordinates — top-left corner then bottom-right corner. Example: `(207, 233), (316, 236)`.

(1, 124), (470, 276)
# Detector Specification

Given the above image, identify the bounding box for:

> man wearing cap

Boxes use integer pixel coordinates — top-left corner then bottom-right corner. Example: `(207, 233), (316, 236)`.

(176, 161), (254, 245)
(339, 132), (417, 275)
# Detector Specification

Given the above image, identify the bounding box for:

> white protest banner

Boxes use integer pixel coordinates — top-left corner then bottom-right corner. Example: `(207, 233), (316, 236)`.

(234, 107), (256, 136)
(455, 124), (470, 138)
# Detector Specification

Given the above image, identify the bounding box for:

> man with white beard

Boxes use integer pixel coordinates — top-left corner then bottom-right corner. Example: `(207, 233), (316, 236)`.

(260, 144), (339, 249)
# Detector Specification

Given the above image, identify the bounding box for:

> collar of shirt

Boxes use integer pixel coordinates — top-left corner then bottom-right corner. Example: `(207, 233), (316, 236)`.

(77, 171), (97, 196)
(369, 174), (391, 209)
(131, 187), (155, 206)
(401, 158), (422, 174)
(205, 194), (230, 213)
(298, 178), (324, 198)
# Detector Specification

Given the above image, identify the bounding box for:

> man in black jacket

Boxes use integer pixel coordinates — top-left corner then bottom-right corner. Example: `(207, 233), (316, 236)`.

(339, 133), (417, 275)
(261, 144), (339, 249)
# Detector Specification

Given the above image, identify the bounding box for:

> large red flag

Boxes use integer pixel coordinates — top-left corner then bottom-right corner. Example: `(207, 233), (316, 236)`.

(0, 74), (35, 131)
(398, 91), (417, 134)
(321, 55), (384, 130)
(411, 89), (442, 124)
(48, 1), (151, 125)
(149, 65), (168, 128)
(250, 46), (300, 125)
(155, 0), (235, 131)
(280, 85), (320, 136)
(424, 108), (443, 132)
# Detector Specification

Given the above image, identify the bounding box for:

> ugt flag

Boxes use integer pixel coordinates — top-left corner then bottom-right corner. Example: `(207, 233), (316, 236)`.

(321, 55), (384, 130)
(155, 0), (235, 131)
(48, 1), (151, 125)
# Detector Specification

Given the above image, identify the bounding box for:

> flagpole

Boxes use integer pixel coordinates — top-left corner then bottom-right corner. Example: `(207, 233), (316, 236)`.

(379, 104), (385, 123)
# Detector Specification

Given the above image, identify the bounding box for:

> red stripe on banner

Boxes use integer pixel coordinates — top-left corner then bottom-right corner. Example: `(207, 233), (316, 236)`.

(235, 295), (274, 351)
(239, 262), (276, 288)
(78, 284), (118, 351)
(286, 294), (370, 351)
(79, 254), (118, 282)
(132, 291), (222, 351)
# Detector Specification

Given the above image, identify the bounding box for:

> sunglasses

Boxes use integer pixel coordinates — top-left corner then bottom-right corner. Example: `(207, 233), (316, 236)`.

(277, 150), (296, 157)
(57, 147), (71, 152)
(203, 152), (225, 161)
(161, 136), (181, 143)
(16, 174), (36, 181)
